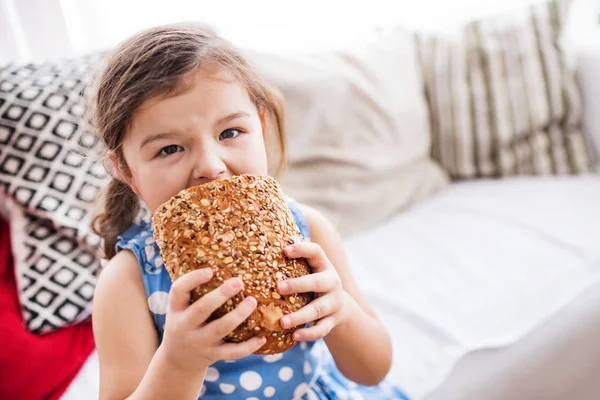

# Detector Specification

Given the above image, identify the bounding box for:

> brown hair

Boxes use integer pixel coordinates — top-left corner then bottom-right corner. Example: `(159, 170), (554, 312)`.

(90, 23), (286, 259)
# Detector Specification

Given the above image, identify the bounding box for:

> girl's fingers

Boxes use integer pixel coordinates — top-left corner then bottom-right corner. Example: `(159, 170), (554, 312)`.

(278, 270), (338, 295)
(169, 268), (213, 312)
(284, 242), (330, 273)
(217, 336), (268, 361)
(279, 294), (340, 329)
(204, 296), (258, 340)
(292, 316), (336, 342)
(185, 277), (244, 326)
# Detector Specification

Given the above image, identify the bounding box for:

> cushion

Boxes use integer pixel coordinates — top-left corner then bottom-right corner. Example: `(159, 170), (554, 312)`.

(249, 30), (448, 235)
(417, 0), (593, 179)
(0, 54), (110, 332)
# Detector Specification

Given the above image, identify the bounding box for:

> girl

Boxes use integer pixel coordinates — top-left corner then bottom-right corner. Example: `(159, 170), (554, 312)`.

(91, 23), (409, 400)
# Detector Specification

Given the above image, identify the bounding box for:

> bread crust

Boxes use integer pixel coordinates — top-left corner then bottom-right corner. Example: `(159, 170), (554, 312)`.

(152, 174), (313, 354)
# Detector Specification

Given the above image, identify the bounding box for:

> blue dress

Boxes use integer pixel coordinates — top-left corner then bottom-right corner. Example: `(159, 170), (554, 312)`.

(116, 197), (409, 400)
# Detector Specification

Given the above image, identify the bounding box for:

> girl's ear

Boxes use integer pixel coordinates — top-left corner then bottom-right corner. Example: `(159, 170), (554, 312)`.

(107, 151), (140, 195)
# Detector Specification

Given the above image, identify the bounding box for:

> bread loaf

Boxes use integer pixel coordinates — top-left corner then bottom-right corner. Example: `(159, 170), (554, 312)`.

(152, 174), (313, 354)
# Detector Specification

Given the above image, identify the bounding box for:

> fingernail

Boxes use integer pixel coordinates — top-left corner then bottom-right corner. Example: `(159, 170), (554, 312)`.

(284, 246), (294, 255)
(293, 332), (300, 341)
(201, 268), (212, 276)
(246, 296), (257, 307)
(231, 279), (242, 290)
(281, 316), (290, 328)
(278, 281), (289, 293)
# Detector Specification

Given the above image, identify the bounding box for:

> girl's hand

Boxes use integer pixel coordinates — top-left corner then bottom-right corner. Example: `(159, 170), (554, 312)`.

(277, 242), (351, 341)
(160, 268), (267, 372)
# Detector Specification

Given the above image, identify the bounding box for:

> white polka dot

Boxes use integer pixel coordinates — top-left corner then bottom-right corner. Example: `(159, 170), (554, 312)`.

(337, 391), (349, 400)
(349, 391), (364, 400)
(224, 360), (236, 363)
(145, 236), (155, 245)
(304, 360), (312, 375)
(263, 354), (283, 363)
(240, 371), (262, 391)
(264, 386), (276, 397)
(293, 383), (309, 398)
(219, 383), (235, 394)
(306, 389), (319, 400)
(145, 245), (155, 260)
(347, 380), (358, 389)
(205, 367), (219, 382)
(300, 342), (308, 350)
(199, 384), (206, 397)
(246, 398), (259, 400)
(278, 366), (293, 382)
(148, 291), (169, 314)
(145, 256), (163, 275)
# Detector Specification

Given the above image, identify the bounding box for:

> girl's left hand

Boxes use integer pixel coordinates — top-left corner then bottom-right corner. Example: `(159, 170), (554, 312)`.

(277, 242), (351, 341)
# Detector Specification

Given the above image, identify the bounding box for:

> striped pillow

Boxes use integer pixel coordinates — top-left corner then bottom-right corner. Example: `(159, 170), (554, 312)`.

(417, 0), (592, 179)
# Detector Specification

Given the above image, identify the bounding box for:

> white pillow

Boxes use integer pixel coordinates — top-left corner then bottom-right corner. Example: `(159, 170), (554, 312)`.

(249, 30), (449, 235)
(563, 0), (600, 168)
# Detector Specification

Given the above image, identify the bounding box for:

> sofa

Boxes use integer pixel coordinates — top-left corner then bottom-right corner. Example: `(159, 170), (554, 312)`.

(1, 1), (599, 399)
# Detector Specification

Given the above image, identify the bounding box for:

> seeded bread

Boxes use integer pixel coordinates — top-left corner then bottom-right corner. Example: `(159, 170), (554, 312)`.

(152, 174), (313, 354)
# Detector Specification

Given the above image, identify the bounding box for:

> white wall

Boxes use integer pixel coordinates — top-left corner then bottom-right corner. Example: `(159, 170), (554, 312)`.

(0, 0), (596, 63)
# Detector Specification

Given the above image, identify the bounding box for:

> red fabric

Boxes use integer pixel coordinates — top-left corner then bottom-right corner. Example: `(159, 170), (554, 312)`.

(0, 217), (95, 400)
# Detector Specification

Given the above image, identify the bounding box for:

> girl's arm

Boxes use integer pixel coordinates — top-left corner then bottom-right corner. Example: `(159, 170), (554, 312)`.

(296, 205), (393, 385)
(94, 249), (267, 400)
(93, 250), (207, 400)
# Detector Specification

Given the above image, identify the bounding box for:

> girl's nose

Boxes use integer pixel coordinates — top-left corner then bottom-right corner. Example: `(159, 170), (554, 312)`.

(192, 152), (227, 184)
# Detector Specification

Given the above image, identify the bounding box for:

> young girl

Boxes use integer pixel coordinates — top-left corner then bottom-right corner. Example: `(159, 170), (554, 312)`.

(91, 23), (409, 400)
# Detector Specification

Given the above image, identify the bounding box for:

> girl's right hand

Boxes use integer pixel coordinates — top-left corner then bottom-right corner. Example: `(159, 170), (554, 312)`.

(159, 267), (266, 372)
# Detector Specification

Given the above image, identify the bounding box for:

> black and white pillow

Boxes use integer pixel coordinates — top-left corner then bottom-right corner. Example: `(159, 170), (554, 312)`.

(0, 53), (117, 333)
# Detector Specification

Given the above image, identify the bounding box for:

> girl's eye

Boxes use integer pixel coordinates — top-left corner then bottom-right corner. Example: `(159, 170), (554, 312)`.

(157, 145), (183, 157)
(219, 129), (241, 140)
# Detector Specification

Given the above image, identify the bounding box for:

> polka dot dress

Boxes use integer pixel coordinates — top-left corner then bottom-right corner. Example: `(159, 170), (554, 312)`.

(117, 197), (409, 400)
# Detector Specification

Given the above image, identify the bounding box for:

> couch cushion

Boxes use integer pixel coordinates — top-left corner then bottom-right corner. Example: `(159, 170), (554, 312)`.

(250, 29), (448, 236)
(0, 55), (109, 333)
(343, 174), (600, 397)
(417, 0), (593, 179)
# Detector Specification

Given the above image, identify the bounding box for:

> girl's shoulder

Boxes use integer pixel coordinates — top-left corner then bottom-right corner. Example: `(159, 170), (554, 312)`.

(116, 220), (154, 250)
(284, 196), (311, 241)
(286, 199), (333, 243)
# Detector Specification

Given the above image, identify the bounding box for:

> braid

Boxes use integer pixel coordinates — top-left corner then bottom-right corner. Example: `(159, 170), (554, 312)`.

(92, 178), (140, 259)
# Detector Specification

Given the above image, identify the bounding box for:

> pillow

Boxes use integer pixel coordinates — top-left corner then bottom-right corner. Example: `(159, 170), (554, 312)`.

(0, 54), (112, 333)
(416, 0), (593, 179)
(249, 30), (449, 236)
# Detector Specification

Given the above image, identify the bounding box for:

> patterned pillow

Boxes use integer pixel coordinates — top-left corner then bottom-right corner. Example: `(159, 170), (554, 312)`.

(416, 0), (593, 179)
(0, 54), (112, 333)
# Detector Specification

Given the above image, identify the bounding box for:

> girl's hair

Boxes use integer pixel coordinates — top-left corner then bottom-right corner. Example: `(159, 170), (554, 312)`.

(90, 23), (286, 259)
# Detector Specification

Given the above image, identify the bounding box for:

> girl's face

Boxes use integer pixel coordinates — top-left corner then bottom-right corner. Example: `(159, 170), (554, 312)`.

(120, 65), (269, 212)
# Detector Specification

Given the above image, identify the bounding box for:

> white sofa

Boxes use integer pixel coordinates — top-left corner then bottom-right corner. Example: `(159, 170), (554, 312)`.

(58, 2), (600, 399)
(348, 175), (600, 398)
